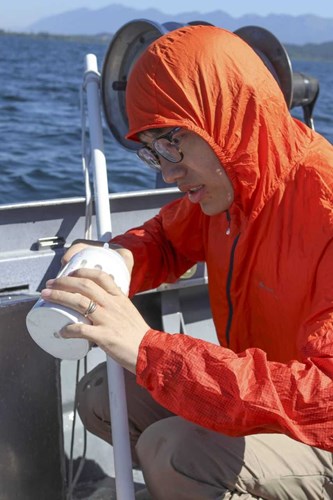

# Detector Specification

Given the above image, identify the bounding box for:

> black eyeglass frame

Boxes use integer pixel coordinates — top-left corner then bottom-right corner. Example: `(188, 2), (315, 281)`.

(136, 126), (184, 171)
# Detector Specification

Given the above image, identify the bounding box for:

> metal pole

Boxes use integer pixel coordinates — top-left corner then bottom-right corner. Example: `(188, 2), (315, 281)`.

(83, 53), (135, 500)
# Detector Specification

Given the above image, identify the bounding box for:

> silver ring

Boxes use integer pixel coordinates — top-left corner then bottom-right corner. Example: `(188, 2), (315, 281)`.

(84, 299), (97, 318)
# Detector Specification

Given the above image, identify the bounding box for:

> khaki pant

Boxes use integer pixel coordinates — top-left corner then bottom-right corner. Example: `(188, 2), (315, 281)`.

(77, 362), (333, 499)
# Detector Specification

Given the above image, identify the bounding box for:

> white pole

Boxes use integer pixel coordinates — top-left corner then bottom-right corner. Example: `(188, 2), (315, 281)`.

(83, 53), (135, 500)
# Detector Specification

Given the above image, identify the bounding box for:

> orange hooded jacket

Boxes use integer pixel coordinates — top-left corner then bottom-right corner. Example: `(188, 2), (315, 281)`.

(111, 26), (333, 451)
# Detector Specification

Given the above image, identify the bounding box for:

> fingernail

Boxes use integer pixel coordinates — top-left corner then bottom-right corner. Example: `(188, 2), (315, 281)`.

(41, 288), (52, 297)
(46, 279), (55, 287)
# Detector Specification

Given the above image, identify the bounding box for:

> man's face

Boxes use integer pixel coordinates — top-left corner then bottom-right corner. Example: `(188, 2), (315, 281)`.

(139, 128), (234, 216)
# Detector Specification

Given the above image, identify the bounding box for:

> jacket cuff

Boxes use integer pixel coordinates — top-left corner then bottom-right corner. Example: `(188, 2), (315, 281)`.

(136, 328), (166, 387)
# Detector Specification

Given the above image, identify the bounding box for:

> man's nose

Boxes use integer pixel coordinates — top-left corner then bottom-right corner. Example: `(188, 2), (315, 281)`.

(160, 159), (185, 184)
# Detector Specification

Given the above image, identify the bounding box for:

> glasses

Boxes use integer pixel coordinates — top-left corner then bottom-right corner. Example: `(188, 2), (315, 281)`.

(137, 127), (184, 172)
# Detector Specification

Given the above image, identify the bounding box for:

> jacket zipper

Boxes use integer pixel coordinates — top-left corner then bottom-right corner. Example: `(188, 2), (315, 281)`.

(225, 232), (240, 346)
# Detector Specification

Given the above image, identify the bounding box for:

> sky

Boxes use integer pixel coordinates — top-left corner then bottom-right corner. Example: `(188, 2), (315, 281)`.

(2, 0), (333, 31)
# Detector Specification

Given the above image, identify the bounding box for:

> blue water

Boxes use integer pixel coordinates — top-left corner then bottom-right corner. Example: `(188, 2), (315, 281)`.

(0, 34), (332, 205)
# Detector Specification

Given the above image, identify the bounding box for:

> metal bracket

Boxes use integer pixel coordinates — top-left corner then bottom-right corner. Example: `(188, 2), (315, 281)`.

(161, 289), (187, 334)
(37, 236), (66, 250)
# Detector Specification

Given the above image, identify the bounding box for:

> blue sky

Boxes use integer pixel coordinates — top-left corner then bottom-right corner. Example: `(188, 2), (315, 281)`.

(2, 0), (333, 31)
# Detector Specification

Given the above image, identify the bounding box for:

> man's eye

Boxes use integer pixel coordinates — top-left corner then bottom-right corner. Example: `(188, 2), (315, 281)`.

(171, 135), (181, 145)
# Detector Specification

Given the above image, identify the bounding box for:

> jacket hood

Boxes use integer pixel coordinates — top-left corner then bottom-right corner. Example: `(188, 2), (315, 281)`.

(125, 25), (312, 216)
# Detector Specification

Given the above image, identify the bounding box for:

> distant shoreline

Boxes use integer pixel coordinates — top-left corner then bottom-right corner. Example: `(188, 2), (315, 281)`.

(1, 29), (333, 62)
(0, 29), (111, 45)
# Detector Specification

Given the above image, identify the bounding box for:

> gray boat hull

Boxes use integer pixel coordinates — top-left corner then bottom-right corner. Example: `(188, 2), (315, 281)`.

(0, 188), (214, 499)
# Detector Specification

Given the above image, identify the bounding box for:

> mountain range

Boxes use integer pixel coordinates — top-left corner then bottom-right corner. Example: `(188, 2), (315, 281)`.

(26, 4), (333, 45)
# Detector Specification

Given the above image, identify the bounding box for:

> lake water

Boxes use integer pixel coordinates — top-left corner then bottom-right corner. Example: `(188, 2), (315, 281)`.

(0, 33), (332, 205)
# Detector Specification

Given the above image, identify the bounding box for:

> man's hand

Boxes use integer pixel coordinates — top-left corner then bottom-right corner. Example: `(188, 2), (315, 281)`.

(41, 267), (149, 373)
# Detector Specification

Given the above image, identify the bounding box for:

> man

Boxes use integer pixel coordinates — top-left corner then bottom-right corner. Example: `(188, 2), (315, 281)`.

(41, 26), (333, 498)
